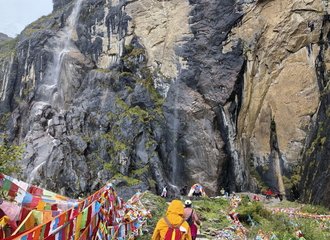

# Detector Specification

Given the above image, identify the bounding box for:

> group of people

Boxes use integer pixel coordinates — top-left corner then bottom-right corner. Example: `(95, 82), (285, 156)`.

(157, 184), (204, 239)
(160, 184), (206, 199)
(152, 199), (201, 240)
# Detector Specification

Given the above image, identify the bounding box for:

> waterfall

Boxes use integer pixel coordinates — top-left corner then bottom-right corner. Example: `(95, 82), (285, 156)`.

(0, 55), (14, 101)
(220, 103), (246, 190)
(274, 152), (285, 196)
(39, 0), (84, 109)
(27, 0), (84, 184)
(170, 80), (180, 185)
(27, 161), (46, 183)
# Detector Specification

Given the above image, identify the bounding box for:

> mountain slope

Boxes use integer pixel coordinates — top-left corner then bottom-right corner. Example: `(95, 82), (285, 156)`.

(0, 0), (329, 207)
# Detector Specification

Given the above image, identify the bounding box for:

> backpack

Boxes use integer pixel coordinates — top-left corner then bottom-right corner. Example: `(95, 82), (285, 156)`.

(186, 210), (194, 226)
(163, 216), (185, 240)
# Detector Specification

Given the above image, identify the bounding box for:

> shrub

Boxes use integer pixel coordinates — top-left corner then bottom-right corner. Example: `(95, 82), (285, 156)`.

(237, 201), (270, 224)
(0, 138), (24, 176)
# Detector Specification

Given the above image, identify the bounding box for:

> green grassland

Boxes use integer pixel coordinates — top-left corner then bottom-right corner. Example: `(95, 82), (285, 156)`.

(138, 193), (330, 239)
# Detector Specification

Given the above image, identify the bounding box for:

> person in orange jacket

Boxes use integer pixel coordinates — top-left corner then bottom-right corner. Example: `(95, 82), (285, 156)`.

(152, 199), (192, 240)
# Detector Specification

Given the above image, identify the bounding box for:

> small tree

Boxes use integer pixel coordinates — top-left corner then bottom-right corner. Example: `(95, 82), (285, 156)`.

(0, 137), (24, 176)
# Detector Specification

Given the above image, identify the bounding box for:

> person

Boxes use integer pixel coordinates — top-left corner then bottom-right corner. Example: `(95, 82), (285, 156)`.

(278, 193), (283, 201)
(220, 188), (225, 196)
(152, 199), (192, 240)
(180, 185), (188, 196)
(274, 190), (283, 201)
(192, 185), (202, 197)
(183, 200), (201, 240)
(265, 188), (273, 200)
(0, 215), (16, 238)
(225, 188), (230, 197)
(161, 185), (168, 198)
(229, 209), (239, 222)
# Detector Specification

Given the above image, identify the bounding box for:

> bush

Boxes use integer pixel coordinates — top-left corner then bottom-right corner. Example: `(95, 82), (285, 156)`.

(237, 201), (270, 224)
(0, 139), (24, 175)
(301, 204), (329, 215)
(193, 197), (231, 230)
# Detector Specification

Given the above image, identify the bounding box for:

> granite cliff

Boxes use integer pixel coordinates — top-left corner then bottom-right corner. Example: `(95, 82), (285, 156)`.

(0, 0), (329, 206)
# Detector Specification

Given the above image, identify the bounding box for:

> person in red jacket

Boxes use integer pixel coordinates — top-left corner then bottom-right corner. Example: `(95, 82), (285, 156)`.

(265, 188), (273, 200)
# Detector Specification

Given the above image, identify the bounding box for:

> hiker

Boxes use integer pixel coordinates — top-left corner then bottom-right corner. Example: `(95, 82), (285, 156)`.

(265, 188), (273, 200)
(0, 215), (16, 238)
(152, 199), (192, 240)
(220, 188), (225, 196)
(274, 190), (283, 201)
(180, 185), (188, 196)
(161, 186), (168, 198)
(229, 209), (239, 222)
(184, 200), (201, 240)
(192, 185), (202, 197)
(278, 193), (283, 201)
(188, 184), (207, 197)
(225, 188), (230, 197)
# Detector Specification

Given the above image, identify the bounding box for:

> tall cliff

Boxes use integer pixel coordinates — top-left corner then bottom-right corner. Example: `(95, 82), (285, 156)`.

(0, 0), (329, 205)
(229, 0), (330, 201)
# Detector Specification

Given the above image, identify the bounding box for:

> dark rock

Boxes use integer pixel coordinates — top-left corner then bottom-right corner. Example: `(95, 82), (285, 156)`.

(53, 0), (74, 11)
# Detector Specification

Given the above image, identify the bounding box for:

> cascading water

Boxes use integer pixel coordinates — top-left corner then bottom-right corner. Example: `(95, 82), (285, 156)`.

(220, 103), (246, 190)
(170, 80), (180, 185)
(27, 0), (84, 183)
(0, 55), (14, 101)
(39, 0), (84, 109)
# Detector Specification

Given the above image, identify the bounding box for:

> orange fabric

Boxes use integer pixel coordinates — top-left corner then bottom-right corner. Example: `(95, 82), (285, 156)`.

(32, 227), (41, 240)
(36, 201), (46, 211)
(152, 200), (192, 240)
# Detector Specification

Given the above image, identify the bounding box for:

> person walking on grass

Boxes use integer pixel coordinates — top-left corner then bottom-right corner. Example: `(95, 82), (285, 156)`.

(152, 200), (192, 240)
(183, 200), (201, 240)
(161, 185), (168, 198)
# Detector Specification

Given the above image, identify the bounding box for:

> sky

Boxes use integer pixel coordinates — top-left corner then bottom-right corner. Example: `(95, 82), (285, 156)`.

(0, 0), (53, 37)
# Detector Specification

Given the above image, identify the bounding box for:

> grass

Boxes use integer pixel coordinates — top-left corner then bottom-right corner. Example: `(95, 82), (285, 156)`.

(0, 38), (17, 58)
(136, 193), (330, 239)
(192, 197), (231, 230)
(300, 204), (329, 215)
(238, 197), (330, 239)
(138, 192), (167, 239)
(110, 173), (141, 187)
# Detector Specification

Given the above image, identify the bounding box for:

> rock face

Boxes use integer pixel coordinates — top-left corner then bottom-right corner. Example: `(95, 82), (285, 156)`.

(53, 0), (74, 11)
(229, 0), (327, 196)
(0, 0), (329, 205)
(299, 14), (330, 206)
(233, 0), (330, 205)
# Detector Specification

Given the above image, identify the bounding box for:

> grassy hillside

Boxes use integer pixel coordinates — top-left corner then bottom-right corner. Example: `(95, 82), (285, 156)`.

(138, 192), (330, 239)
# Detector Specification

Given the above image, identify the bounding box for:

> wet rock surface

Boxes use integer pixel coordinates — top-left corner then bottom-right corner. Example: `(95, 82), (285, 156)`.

(0, 0), (329, 207)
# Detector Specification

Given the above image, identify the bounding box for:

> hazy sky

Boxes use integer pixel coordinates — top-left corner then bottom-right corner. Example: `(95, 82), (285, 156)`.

(0, 0), (53, 37)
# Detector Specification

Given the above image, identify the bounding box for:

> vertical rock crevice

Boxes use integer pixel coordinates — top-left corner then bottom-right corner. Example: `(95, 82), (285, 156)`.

(269, 118), (285, 196)
(160, 0), (245, 194)
(300, 13), (330, 206)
